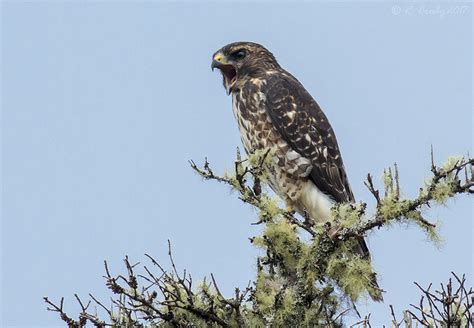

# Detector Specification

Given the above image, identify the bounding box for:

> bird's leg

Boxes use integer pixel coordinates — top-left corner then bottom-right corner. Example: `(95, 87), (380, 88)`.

(302, 209), (315, 227)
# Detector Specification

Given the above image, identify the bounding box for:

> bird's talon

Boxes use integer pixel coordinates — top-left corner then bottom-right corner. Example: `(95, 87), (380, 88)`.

(285, 206), (296, 214)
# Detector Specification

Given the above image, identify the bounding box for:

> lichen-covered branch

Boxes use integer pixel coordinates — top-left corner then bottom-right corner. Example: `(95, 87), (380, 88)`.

(342, 152), (473, 240)
(44, 149), (473, 327)
(190, 149), (472, 301)
(45, 240), (255, 327)
(192, 149), (472, 242)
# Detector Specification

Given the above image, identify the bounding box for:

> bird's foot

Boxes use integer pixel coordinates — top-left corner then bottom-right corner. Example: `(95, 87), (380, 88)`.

(285, 205), (296, 215)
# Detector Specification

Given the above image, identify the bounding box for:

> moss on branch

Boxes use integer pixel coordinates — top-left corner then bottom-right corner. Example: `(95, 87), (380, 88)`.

(45, 149), (473, 327)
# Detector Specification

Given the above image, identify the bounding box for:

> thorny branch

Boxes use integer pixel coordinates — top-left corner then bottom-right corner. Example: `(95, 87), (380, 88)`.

(349, 274), (473, 328)
(45, 240), (253, 327)
(406, 272), (474, 327)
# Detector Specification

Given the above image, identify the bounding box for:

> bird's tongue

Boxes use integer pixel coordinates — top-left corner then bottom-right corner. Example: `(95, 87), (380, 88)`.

(220, 65), (236, 94)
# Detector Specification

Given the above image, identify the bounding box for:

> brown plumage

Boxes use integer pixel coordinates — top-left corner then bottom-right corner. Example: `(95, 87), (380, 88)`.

(211, 41), (382, 301)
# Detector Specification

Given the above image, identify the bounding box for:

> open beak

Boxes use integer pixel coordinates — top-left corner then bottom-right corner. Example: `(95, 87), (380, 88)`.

(211, 53), (237, 95)
(211, 59), (222, 71)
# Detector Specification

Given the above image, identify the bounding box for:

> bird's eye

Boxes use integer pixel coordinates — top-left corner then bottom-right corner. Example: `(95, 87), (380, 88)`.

(232, 50), (246, 60)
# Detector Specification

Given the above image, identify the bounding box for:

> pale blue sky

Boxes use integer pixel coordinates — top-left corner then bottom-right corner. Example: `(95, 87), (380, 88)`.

(1, 1), (472, 326)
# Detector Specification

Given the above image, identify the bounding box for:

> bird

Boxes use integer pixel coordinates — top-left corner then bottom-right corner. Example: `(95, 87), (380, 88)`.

(211, 41), (382, 302)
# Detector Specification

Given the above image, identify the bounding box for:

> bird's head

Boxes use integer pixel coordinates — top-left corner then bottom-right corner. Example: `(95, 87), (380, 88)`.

(211, 42), (279, 94)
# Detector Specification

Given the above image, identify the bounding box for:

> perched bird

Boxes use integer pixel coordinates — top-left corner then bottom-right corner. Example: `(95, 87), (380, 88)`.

(211, 41), (382, 301)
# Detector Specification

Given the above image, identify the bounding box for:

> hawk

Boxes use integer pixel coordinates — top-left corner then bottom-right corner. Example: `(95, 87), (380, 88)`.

(211, 42), (382, 301)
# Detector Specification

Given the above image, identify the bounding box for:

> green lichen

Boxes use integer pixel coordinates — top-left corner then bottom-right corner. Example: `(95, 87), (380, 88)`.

(333, 203), (365, 228)
(257, 196), (282, 221)
(383, 168), (394, 196)
(255, 218), (302, 273)
(254, 271), (278, 315)
(248, 147), (277, 168)
(405, 211), (443, 247)
(431, 179), (457, 204)
(442, 156), (463, 172)
(427, 156), (463, 204)
(223, 171), (240, 189)
(379, 196), (407, 222)
(272, 287), (297, 326)
(247, 147), (277, 181)
(326, 253), (374, 302)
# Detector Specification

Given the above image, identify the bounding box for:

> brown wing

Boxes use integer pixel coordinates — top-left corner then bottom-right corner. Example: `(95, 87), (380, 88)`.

(263, 71), (354, 203)
(262, 71), (383, 300)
